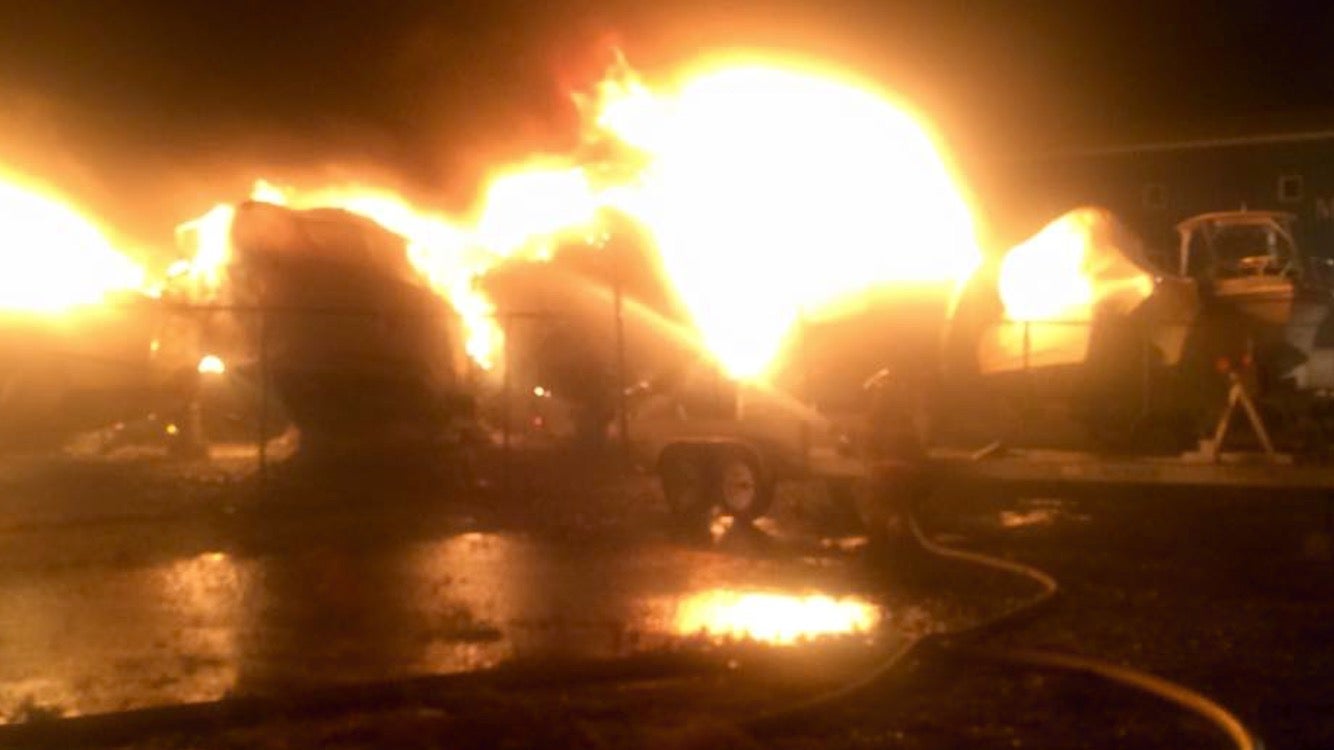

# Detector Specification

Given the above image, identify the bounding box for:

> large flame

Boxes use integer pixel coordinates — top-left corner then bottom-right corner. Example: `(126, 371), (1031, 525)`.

(591, 59), (981, 378)
(174, 203), (236, 298)
(981, 208), (1156, 372)
(175, 56), (980, 377)
(0, 171), (144, 312)
(176, 173), (601, 370)
(998, 218), (1095, 323)
(998, 208), (1154, 324)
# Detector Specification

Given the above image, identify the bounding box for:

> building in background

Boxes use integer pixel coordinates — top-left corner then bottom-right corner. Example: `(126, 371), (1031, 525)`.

(974, 122), (1334, 267)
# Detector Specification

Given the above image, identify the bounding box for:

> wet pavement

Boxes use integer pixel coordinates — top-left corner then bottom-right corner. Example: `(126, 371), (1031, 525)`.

(0, 454), (980, 724)
(2, 453), (1327, 747)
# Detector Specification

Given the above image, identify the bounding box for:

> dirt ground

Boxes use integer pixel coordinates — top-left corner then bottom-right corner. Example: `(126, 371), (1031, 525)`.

(2, 450), (1331, 749)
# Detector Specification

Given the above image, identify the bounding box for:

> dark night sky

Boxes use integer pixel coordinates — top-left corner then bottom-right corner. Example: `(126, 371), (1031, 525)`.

(2, 0), (1333, 252)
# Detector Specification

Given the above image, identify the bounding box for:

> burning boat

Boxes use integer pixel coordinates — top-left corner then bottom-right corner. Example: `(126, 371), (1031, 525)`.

(0, 171), (169, 450)
(941, 207), (1334, 454)
(220, 201), (473, 458)
(1170, 211), (1334, 391)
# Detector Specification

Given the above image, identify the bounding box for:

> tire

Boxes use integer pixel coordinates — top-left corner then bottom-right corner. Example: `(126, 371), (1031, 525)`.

(714, 449), (774, 522)
(660, 450), (712, 520)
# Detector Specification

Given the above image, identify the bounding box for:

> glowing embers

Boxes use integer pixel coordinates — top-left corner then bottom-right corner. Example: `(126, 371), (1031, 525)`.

(674, 588), (880, 645)
(0, 171), (144, 312)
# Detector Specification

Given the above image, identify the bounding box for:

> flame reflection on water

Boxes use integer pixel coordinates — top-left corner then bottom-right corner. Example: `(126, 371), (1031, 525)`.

(673, 589), (880, 645)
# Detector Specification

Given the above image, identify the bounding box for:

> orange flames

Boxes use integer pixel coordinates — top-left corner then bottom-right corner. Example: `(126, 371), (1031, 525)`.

(590, 58), (981, 378)
(174, 203), (236, 299)
(997, 208), (1154, 324)
(10, 55), (1139, 390)
(0, 171), (144, 313)
(172, 55), (981, 378)
(269, 170), (603, 370)
(176, 172), (602, 371)
(980, 208), (1157, 372)
(998, 217), (1096, 323)
(7, 54), (1161, 396)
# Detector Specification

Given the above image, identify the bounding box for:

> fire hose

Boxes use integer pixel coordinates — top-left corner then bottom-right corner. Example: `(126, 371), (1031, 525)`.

(745, 502), (1264, 750)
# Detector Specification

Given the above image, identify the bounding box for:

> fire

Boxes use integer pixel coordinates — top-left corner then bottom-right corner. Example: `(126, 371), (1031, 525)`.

(197, 354), (226, 374)
(232, 173), (599, 370)
(675, 589), (879, 644)
(0, 171), (144, 312)
(998, 216), (1095, 323)
(175, 169), (604, 370)
(472, 168), (602, 255)
(174, 204), (236, 298)
(998, 208), (1155, 323)
(177, 178), (597, 369)
(981, 208), (1156, 372)
(174, 56), (980, 378)
(589, 59), (981, 378)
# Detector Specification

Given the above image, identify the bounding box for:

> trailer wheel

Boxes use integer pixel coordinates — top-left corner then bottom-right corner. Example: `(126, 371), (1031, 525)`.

(660, 450), (711, 520)
(716, 449), (773, 522)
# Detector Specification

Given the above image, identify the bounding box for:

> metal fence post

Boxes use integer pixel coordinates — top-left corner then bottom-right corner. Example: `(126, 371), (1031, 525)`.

(257, 306), (268, 483)
(501, 313), (512, 466)
(502, 312), (525, 498)
(798, 310), (812, 473)
(1022, 319), (1031, 373)
(613, 271), (630, 467)
(1023, 320), (1032, 441)
(1141, 320), (1151, 421)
